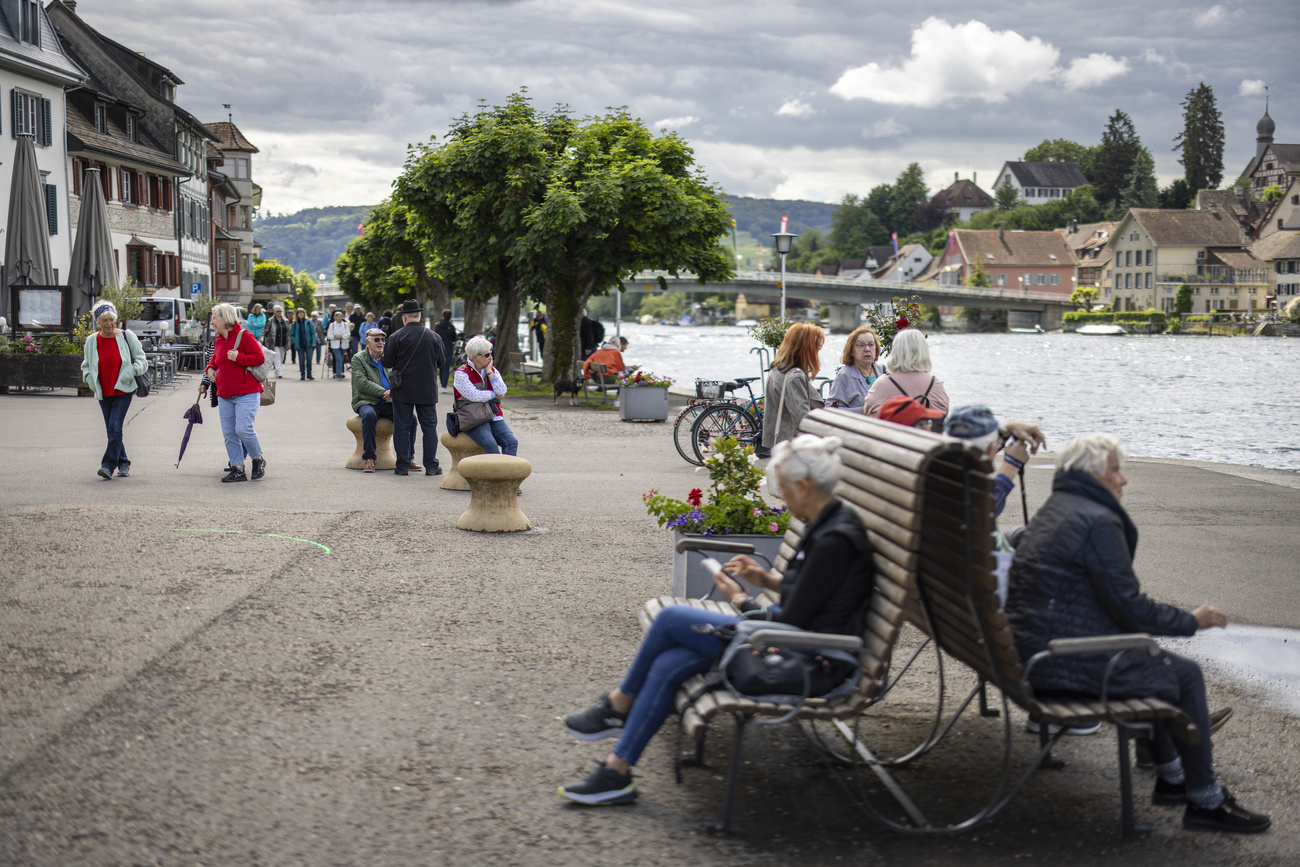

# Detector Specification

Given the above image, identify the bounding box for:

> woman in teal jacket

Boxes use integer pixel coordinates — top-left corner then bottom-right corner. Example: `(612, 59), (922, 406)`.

(289, 307), (318, 380)
(245, 303), (267, 342)
(80, 301), (149, 479)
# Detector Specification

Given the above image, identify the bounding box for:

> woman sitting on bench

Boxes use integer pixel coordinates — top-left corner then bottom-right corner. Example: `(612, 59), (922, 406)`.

(558, 434), (876, 805)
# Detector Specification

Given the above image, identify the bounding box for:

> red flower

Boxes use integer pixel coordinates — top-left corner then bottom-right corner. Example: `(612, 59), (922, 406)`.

(687, 488), (703, 505)
(896, 318), (909, 329)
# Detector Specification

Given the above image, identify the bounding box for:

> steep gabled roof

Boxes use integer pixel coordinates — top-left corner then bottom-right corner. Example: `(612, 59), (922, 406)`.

(955, 229), (1078, 267)
(1251, 230), (1300, 262)
(0, 0), (85, 84)
(1127, 208), (1246, 247)
(205, 121), (258, 153)
(1004, 161), (1089, 188)
(1196, 189), (1269, 230)
(66, 102), (188, 174)
(932, 179), (993, 209)
(1264, 144), (1300, 172)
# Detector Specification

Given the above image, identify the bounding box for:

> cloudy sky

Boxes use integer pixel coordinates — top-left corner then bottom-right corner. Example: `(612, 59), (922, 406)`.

(81, 0), (1295, 215)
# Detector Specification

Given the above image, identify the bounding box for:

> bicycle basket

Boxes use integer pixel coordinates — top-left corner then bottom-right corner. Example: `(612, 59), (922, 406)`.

(695, 380), (729, 399)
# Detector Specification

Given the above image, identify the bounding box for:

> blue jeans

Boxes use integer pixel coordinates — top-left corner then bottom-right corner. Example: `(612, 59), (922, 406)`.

(613, 606), (737, 766)
(357, 401), (394, 460)
(439, 352), (453, 388)
(98, 393), (133, 471)
(350, 335), (360, 358)
(218, 393), (262, 467)
(465, 417), (519, 456)
(333, 347), (346, 379)
(297, 346), (313, 379)
(314, 344), (321, 364)
(393, 401), (439, 469)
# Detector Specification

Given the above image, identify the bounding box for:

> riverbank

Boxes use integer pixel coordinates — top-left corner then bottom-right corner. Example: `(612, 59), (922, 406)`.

(2, 382), (1298, 865)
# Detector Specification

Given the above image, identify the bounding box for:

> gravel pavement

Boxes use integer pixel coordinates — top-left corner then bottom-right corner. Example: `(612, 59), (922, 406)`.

(2, 378), (1298, 865)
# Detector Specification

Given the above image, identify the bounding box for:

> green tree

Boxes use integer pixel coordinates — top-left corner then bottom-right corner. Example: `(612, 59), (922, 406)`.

(994, 178), (1021, 210)
(290, 270), (317, 313)
(638, 291), (684, 320)
(889, 163), (929, 235)
(1174, 284), (1194, 316)
(252, 259), (294, 288)
(964, 260), (992, 288)
(1173, 83), (1225, 193)
(864, 183), (894, 226)
(1120, 146), (1160, 210)
(1159, 178), (1194, 210)
(827, 194), (886, 257)
(1069, 286), (1099, 310)
(1093, 110), (1142, 209)
(1260, 184), (1286, 203)
(1024, 138), (1098, 179)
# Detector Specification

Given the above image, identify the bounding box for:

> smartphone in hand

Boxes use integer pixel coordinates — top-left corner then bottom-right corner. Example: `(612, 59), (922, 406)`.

(700, 557), (723, 576)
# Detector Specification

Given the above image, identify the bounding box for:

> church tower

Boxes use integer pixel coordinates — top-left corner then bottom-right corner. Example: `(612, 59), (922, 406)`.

(1257, 95), (1275, 160)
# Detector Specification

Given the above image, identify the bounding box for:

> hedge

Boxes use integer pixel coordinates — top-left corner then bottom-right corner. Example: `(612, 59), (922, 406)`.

(1063, 310), (1168, 330)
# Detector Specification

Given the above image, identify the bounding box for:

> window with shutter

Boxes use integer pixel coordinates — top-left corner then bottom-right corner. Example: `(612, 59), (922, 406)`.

(44, 183), (57, 235)
(41, 97), (51, 146)
(72, 160), (81, 196)
(11, 89), (19, 139)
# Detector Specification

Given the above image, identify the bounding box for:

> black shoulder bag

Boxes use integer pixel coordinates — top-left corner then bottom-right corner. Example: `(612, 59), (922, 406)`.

(386, 329), (430, 391)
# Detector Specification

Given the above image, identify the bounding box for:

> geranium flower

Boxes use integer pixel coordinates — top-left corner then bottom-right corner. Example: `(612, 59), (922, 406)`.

(896, 318), (909, 329)
(687, 488), (703, 506)
(752, 508), (762, 517)
(769, 522), (780, 533)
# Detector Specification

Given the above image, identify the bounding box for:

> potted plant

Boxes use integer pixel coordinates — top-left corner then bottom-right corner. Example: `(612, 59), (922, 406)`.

(617, 369), (673, 422)
(0, 316), (93, 394)
(643, 436), (790, 597)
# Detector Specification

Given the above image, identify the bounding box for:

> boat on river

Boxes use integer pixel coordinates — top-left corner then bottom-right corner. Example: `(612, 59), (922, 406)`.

(1076, 324), (1128, 336)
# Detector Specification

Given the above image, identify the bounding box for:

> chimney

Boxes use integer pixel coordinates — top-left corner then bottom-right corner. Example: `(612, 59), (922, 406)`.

(1234, 186), (1244, 199)
(998, 223), (1006, 242)
(65, 0), (77, 8)
(973, 171), (977, 186)
(954, 171), (959, 183)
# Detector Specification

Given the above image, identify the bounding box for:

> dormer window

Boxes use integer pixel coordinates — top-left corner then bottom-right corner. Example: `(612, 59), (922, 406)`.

(126, 115), (138, 142)
(94, 103), (107, 134)
(18, 0), (41, 46)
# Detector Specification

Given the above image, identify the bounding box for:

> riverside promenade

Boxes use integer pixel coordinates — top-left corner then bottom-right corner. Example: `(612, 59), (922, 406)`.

(2, 378), (1299, 866)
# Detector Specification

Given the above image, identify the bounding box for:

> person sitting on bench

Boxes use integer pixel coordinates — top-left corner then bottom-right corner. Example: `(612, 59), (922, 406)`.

(582, 338), (633, 381)
(350, 329), (393, 473)
(1005, 433), (1270, 834)
(557, 434), (875, 806)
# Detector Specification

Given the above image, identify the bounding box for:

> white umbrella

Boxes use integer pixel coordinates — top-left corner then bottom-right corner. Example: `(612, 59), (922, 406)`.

(68, 165), (117, 320)
(2, 134), (55, 321)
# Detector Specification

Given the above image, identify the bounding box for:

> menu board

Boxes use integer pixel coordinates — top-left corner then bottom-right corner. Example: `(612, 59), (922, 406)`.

(14, 287), (69, 329)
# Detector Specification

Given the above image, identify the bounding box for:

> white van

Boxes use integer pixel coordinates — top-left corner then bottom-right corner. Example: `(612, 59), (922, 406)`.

(126, 296), (204, 342)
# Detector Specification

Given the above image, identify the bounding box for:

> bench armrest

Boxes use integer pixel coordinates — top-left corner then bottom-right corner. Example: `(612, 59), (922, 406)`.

(675, 538), (757, 556)
(1046, 634), (1160, 657)
(747, 629), (863, 653)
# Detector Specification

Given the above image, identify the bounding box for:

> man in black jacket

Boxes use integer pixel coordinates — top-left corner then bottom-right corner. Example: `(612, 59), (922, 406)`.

(381, 299), (444, 476)
(433, 309), (458, 391)
(1006, 433), (1269, 834)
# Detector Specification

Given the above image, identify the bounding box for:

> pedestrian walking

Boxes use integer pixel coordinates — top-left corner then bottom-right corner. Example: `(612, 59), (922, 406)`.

(381, 298), (443, 476)
(290, 307), (317, 380)
(246, 303), (267, 342)
(204, 303), (266, 483)
(327, 310), (350, 380)
(262, 306), (289, 378)
(80, 301), (148, 480)
(348, 304), (364, 359)
(310, 311), (326, 366)
(433, 309), (458, 391)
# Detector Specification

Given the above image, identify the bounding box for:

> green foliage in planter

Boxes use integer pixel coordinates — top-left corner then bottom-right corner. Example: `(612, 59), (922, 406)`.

(643, 436), (789, 536)
(96, 280), (143, 324)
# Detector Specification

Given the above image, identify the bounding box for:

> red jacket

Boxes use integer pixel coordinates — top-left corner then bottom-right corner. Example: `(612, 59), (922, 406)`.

(209, 325), (265, 399)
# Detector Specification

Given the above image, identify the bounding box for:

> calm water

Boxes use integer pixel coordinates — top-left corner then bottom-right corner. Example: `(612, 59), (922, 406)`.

(609, 324), (1300, 472)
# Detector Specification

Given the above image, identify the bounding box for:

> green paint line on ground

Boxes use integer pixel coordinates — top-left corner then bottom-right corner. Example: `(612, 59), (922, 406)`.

(172, 528), (332, 553)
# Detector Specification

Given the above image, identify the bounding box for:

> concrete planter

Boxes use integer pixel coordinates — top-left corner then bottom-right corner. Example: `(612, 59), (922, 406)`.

(0, 352), (90, 394)
(671, 529), (785, 599)
(619, 385), (668, 422)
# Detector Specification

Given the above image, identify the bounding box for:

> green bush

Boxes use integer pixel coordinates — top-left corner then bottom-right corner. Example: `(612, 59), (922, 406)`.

(1064, 309), (1168, 332)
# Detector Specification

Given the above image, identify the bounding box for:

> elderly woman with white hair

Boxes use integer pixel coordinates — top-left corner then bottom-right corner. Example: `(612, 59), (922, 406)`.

(80, 301), (149, 479)
(1005, 433), (1269, 834)
(451, 334), (518, 456)
(861, 328), (949, 420)
(558, 434), (875, 806)
(203, 302), (266, 482)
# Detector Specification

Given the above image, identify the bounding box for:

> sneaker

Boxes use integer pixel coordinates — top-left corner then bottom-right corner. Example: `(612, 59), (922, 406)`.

(564, 696), (627, 741)
(394, 466), (408, 476)
(97, 467), (113, 480)
(1183, 789), (1271, 834)
(1153, 777), (1187, 806)
(363, 458), (376, 473)
(408, 462), (422, 472)
(558, 762), (637, 806)
(1025, 718), (1102, 736)
(221, 466), (248, 483)
(425, 465), (443, 476)
(250, 458), (266, 481)
(116, 466), (130, 478)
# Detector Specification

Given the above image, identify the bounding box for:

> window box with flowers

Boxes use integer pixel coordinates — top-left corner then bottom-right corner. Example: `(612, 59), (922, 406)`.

(0, 326), (92, 394)
(618, 370), (672, 422)
(643, 436), (790, 597)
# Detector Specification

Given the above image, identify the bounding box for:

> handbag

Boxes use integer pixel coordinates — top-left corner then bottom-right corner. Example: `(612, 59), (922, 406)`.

(259, 379), (276, 406)
(694, 620), (861, 708)
(135, 369), (151, 398)
(240, 329), (275, 383)
(454, 396), (496, 432)
(445, 410), (460, 437)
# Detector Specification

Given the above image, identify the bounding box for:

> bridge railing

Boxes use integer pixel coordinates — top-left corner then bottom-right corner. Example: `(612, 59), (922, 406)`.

(628, 271), (1075, 304)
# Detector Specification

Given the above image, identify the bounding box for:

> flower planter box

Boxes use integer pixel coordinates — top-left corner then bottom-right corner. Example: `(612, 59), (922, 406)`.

(671, 529), (785, 600)
(0, 353), (89, 394)
(619, 385), (668, 422)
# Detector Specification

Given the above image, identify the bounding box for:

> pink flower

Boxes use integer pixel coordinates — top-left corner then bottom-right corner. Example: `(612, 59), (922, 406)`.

(768, 522), (779, 533)
(753, 508), (763, 517)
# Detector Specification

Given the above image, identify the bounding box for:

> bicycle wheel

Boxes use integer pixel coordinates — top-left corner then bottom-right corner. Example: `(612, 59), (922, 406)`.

(673, 403), (710, 465)
(691, 404), (760, 463)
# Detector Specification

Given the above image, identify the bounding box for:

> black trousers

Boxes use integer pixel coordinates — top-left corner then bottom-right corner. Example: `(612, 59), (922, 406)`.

(1144, 651), (1215, 790)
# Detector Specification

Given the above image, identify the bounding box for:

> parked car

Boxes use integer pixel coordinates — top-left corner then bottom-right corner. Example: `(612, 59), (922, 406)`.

(125, 296), (204, 342)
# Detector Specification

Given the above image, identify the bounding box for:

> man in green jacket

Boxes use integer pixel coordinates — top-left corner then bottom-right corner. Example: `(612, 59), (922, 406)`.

(351, 329), (393, 472)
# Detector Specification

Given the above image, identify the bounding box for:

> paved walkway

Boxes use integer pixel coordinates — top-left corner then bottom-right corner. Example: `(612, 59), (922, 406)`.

(1, 377), (1298, 865)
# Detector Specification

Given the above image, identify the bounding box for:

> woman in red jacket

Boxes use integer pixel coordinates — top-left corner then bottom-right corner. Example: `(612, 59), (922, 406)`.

(203, 302), (266, 482)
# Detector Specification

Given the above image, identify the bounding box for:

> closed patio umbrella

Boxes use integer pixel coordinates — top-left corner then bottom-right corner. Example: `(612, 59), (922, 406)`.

(2, 134), (55, 324)
(68, 165), (117, 321)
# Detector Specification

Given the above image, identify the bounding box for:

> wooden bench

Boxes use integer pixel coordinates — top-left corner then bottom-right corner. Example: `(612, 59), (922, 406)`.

(507, 351), (538, 387)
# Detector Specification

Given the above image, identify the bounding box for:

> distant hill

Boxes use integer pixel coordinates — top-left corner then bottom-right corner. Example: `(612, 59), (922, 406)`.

(253, 206), (372, 281)
(253, 195), (837, 279)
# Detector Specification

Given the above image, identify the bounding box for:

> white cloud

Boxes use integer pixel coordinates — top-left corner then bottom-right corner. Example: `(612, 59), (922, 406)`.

(776, 98), (815, 117)
(1239, 79), (1267, 97)
(1140, 47), (1193, 78)
(1193, 5), (1226, 26)
(830, 18), (1125, 107)
(862, 118), (908, 138)
(1062, 53), (1131, 90)
(652, 115), (699, 130)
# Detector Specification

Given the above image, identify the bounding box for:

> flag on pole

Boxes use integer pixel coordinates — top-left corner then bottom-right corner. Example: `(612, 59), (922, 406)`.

(890, 231), (899, 259)
(945, 229), (955, 264)
(357, 222), (364, 236)
(780, 214), (789, 233)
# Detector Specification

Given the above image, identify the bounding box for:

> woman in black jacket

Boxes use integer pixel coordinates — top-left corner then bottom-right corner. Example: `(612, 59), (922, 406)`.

(558, 434), (875, 806)
(1005, 433), (1269, 834)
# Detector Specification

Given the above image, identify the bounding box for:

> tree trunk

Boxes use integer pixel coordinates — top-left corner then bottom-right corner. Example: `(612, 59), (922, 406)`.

(492, 285), (522, 375)
(421, 274), (450, 321)
(539, 278), (594, 382)
(463, 296), (487, 339)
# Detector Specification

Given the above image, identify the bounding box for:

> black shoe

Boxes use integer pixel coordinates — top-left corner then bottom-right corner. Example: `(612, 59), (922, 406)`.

(1153, 777), (1186, 806)
(425, 465), (443, 476)
(564, 696), (627, 741)
(1183, 789), (1270, 833)
(300, 376), (306, 381)
(754, 446), (771, 458)
(1135, 739), (1154, 768)
(1209, 706), (1233, 735)
(221, 466), (247, 483)
(394, 466), (408, 476)
(97, 467), (113, 480)
(558, 762), (637, 806)
(250, 458), (266, 480)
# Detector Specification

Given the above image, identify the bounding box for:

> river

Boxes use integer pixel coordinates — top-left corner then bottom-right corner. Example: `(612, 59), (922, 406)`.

(600, 323), (1300, 473)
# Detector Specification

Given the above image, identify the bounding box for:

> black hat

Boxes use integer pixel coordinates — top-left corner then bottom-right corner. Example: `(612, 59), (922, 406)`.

(398, 299), (421, 315)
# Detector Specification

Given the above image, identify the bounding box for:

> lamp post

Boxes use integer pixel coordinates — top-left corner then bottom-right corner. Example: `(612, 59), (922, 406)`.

(771, 225), (797, 320)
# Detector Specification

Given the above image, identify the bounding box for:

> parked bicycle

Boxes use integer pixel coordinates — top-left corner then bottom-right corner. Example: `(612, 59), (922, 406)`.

(687, 377), (765, 464)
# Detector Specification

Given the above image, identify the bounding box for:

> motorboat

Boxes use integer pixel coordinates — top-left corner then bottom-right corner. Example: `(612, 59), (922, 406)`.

(1076, 323), (1128, 336)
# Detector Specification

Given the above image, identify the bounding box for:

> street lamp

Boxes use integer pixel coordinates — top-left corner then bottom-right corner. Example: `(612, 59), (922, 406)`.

(771, 228), (797, 319)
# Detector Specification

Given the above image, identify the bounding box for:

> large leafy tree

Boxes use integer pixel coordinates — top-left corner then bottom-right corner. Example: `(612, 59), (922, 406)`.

(1024, 138), (1098, 179)
(1174, 83), (1225, 193)
(334, 199), (452, 325)
(1092, 110), (1142, 209)
(889, 163), (929, 235)
(1159, 178), (1194, 210)
(827, 194), (887, 257)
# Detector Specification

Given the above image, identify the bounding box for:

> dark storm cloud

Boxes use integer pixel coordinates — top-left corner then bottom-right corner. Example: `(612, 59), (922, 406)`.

(79, 0), (1296, 211)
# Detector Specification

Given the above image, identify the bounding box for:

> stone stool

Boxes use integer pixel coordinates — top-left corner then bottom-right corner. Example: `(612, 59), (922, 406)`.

(439, 432), (486, 490)
(456, 455), (532, 532)
(345, 415), (397, 470)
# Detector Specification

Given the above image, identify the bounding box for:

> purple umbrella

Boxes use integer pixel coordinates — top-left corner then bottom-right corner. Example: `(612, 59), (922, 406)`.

(177, 403), (203, 467)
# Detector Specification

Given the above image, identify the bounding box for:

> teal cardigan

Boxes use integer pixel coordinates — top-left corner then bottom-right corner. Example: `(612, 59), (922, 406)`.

(81, 330), (148, 400)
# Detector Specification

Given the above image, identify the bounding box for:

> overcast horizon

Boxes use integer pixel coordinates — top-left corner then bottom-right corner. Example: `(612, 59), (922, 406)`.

(77, 0), (1296, 216)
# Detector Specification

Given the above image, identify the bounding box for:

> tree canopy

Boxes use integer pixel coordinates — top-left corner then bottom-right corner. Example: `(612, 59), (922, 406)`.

(1174, 83), (1225, 193)
(1024, 138), (1097, 179)
(1120, 147), (1160, 210)
(1093, 110), (1142, 209)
